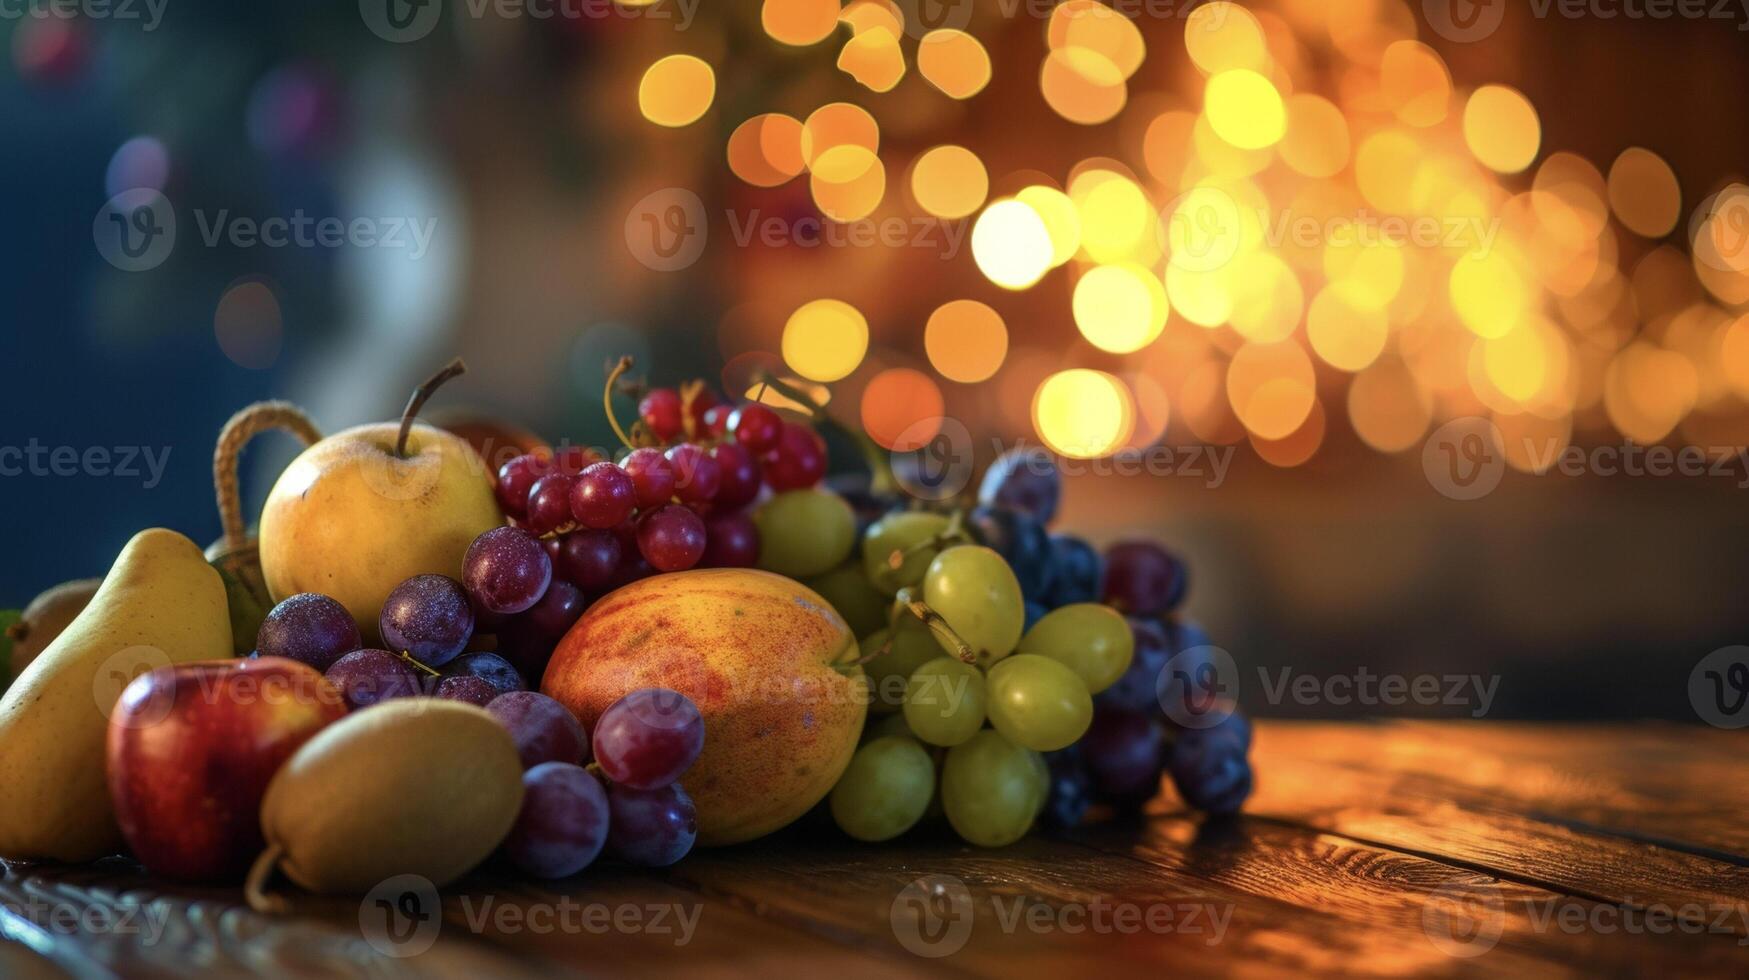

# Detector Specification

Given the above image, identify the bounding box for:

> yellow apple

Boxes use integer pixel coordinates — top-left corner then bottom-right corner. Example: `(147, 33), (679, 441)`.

(259, 362), (503, 643)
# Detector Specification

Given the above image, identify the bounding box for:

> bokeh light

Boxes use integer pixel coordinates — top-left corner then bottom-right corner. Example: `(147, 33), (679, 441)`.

(1204, 70), (1286, 150)
(1463, 84), (1540, 174)
(925, 300), (1008, 383)
(782, 299), (869, 382)
(910, 145), (988, 219)
(917, 29), (991, 99)
(972, 200), (1054, 290)
(637, 55), (715, 128)
(727, 113), (805, 187)
(1033, 369), (1135, 459)
(861, 368), (944, 451)
(762, 0), (840, 46)
(1607, 147), (1681, 239)
(1072, 264), (1167, 354)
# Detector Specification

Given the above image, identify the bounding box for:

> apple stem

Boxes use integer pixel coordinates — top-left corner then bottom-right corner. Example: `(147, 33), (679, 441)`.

(603, 356), (638, 450)
(895, 589), (977, 665)
(396, 358), (468, 459)
(244, 843), (288, 915)
(4, 621), (25, 642)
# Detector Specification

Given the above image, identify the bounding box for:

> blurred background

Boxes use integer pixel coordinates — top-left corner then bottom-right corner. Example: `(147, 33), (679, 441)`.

(2, 0), (1747, 719)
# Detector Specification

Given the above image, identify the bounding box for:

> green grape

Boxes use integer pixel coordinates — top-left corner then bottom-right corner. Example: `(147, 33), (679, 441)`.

(830, 736), (935, 842)
(1017, 603), (1135, 694)
(864, 618), (948, 713)
(754, 488), (856, 578)
(902, 656), (986, 747)
(862, 512), (951, 594)
(985, 654), (1093, 752)
(941, 730), (1046, 847)
(1024, 747), (1050, 818)
(806, 562), (888, 638)
(862, 710), (915, 743)
(922, 546), (1024, 663)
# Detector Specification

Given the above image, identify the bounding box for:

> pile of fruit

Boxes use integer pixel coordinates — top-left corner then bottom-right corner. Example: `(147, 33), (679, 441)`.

(0, 356), (1252, 903)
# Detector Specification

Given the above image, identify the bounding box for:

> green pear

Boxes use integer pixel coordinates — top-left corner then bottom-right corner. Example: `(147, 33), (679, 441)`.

(0, 529), (233, 862)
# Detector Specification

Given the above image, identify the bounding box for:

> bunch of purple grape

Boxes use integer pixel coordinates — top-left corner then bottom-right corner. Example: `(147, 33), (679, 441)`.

(252, 594), (702, 872)
(492, 687), (703, 875)
(967, 448), (1255, 825)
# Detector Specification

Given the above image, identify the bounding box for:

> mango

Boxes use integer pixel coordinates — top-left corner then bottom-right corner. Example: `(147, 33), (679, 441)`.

(543, 569), (866, 846)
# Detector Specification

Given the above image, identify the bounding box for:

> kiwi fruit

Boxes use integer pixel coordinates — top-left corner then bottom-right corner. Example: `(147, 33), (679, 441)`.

(255, 699), (523, 895)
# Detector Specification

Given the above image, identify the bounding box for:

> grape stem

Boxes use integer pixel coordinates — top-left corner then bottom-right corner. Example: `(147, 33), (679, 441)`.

(895, 589), (977, 665)
(603, 356), (639, 451)
(394, 650), (441, 679)
(885, 509), (970, 571)
(754, 370), (898, 496)
(395, 358), (467, 459)
(679, 378), (707, 441)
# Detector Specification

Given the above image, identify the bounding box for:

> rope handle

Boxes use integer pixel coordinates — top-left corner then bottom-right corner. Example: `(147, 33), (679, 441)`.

(213, 402), (322, 552)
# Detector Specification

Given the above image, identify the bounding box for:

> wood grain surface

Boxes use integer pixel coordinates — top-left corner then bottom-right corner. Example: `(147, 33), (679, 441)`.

(2, 722), (1744, 978)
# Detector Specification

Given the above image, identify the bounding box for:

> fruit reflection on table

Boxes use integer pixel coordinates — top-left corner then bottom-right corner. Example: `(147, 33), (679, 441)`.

(0, 357), (1252, 907)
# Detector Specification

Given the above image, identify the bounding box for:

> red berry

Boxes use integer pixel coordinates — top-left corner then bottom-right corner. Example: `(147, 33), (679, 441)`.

(702, 512), (759, 568)
(621, 448), (676, 508)
(686, 388), (721, 433)
(637, 504), (707, 572)
(556, 529), (621, 592)
(569, 462), (637, 529)
(664, 444), (721, 505)
(729, 403), (781, 452)
(496, 453), (552, 519)
(763, 423), (826, 490)
(639, 389), (684, 442)
(710, 443), (762, 511)
(525, 473), (577, 534)
(700, 404), (732, 440)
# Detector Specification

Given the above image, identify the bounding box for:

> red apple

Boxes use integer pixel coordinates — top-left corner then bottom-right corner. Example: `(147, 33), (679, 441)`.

(106, 656), (347, 880)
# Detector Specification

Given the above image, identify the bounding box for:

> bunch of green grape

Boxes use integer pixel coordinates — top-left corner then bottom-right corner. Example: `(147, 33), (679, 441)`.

(815, 511), (1135, 847)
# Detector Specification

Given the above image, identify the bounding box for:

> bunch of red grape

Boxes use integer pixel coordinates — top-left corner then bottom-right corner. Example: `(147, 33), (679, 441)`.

(478, 382), (828, 680)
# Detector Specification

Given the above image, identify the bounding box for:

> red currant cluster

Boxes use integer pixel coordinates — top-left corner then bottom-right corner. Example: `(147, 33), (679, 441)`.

(492, 380), (826, 595)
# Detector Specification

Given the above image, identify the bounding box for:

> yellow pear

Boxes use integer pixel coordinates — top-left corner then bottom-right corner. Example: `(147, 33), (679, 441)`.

(0, 529), (232, 861)
(257, 361), (503, 642)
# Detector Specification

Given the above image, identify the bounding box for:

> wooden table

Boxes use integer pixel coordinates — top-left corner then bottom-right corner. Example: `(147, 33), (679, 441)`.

(3, 722), (1745, 978)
